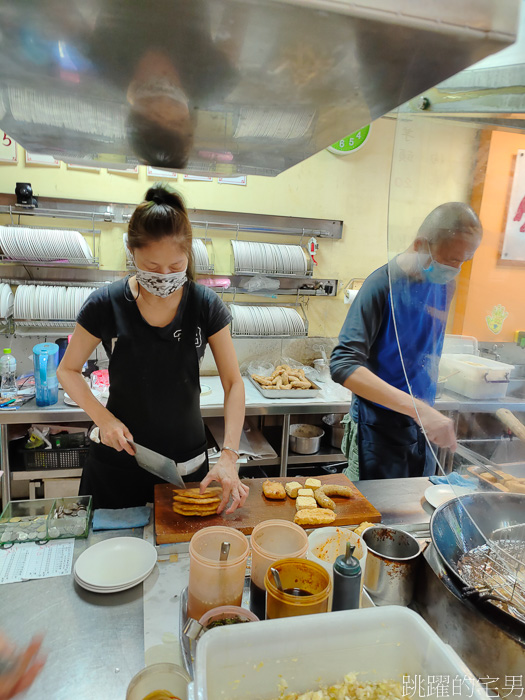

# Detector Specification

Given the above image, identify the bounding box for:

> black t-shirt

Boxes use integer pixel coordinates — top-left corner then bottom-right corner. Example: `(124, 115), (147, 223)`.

(77, 279), (232, 361)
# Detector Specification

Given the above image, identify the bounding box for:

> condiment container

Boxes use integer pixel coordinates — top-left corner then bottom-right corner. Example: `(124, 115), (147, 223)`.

(264, 558), (331, 619)
(199, 605), (259, 628)
(362, 525), (421, 606)
(307, 527), (367, 608)
(332, 542), (361, 611)
(188, 526), (249, 620)
(250, 519), (308, 619)
(126, 662), (190, 700)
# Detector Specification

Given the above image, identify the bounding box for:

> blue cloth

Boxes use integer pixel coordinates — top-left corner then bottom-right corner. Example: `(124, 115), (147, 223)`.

(429, 473), (473, 488)
(92, 506), (151, 531)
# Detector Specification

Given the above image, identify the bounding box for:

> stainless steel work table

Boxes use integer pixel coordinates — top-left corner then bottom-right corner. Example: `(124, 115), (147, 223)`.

(0, 477), (432, 700)
(2, 375), (525, 505)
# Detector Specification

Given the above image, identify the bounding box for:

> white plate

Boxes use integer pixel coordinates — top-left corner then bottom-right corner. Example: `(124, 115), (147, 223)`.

(424, 484), (476, 509)
(74, 536), (157, 588)
(73, 569), (153, 594)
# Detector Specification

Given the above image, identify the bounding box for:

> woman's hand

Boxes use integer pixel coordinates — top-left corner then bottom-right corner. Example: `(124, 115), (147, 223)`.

(0, 634), (45, 700)
(200, 452), (249, 515)
(98, 416), (135, 456)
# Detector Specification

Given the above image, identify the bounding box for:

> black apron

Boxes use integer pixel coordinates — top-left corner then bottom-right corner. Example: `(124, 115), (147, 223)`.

(356, 397), (436, 480)
(80, 279), (209, 508)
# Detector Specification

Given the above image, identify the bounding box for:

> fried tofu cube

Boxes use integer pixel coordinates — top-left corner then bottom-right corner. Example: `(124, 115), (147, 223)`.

(305, 478), (322, 491)
(284, 481), (302, 498)
(297, 488), (314, 498)
(296, 496), (317, 511)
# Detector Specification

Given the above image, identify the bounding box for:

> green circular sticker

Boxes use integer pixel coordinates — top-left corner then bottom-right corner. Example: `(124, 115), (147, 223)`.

(327, 124), (371, 155)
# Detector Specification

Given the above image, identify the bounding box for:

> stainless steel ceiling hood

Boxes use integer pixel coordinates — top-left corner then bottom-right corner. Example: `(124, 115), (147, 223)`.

(0, 0), (519, 177)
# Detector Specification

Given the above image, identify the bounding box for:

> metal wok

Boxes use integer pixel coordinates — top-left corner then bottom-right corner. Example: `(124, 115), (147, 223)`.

(431, 492), (525, 628)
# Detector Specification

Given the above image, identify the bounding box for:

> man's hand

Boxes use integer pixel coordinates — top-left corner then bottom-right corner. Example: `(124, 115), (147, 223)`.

(414, 402), (457, 451)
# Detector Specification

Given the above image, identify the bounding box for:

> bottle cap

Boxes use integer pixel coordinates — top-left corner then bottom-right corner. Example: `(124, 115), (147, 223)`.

(334, 542), (361, 577)
(3, 348), (11, 354)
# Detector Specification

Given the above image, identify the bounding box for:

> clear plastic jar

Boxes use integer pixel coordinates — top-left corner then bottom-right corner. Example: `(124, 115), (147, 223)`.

(250, 519), (308, 619)
(264, 558), (331, 619)
(188, 526), (249, 620)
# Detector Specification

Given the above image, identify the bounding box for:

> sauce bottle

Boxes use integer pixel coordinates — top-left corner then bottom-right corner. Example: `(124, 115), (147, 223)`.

(332, 542), (361, 611)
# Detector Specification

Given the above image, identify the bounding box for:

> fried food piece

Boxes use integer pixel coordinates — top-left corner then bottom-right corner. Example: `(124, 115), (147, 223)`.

(172, 505), (218, 517)
(354, 521), (375, 537)
(262, 480), (287, 500)
(284, 481), (302, 498)
(289, 378), (312, 389)
(173, 487), (222, 499)
(505, 479), (525, 494)
(173, 495), (221, 505)
(297, 488), (314, 498)
(304, 478), (321, 491)
(296, 496), (317, 511)
(294, 508), (336, 526)
(252, 374), (273, 386)
(314, 484), (354, 510)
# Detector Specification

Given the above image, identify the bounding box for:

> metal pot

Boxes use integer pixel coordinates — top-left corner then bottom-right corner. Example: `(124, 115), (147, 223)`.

(322, 413), (346, 450)
(289, 424), (325, 454)
(362, 526), (422, 606)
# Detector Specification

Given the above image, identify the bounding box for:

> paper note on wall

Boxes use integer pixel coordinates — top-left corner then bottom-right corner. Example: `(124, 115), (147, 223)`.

(502, 149), (525, 261)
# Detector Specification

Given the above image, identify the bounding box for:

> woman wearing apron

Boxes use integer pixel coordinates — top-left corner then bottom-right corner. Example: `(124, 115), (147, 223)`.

(58, 185), (248, 513)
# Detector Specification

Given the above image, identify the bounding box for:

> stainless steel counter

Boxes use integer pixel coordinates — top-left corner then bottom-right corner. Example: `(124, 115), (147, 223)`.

(1, 529), (145, 700)
(1, 477), (431, 699)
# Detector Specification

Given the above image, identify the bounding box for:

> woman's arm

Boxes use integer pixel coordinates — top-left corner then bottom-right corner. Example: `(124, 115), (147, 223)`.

(200, 326), (248, 514)
(57, 325), (135, 455)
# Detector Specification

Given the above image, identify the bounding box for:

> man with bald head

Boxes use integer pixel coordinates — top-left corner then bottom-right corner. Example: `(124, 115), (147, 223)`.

(330, 202), (482, 480)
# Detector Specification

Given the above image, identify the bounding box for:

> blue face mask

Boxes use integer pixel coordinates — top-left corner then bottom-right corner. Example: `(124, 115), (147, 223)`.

(418, 243), (460, 285)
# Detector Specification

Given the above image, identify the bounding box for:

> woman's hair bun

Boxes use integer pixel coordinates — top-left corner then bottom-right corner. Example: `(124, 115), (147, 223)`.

(145, 183), (184, 210)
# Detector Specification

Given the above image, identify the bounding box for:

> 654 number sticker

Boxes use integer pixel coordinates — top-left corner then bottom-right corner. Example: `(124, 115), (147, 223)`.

(327, 124), (371, 155)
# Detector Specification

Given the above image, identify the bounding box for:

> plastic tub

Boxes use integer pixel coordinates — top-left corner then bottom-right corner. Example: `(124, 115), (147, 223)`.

(439, 354), (514, 399)
(188, 527), (249, 620)
(191, 607), (489, 700)
(126, 662), (190, 700)
(198, 605), (259, 630)
(307, 527), (367, 608)
(264, 558), (331, 619)
(250, 519), (308, 619)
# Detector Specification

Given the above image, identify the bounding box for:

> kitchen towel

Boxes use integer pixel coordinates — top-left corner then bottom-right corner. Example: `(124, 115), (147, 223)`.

(429, 473), (473, 488)
(92, 506), (151, 531)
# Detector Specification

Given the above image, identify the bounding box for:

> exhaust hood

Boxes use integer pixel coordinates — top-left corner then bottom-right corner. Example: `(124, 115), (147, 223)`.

(0, 0), (519, 176)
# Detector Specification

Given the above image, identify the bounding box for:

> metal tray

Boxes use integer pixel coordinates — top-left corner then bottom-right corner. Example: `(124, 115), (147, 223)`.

(247, 374), (321, 399)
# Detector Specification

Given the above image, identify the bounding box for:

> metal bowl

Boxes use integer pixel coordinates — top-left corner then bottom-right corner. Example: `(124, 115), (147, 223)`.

(289, 424), (325, 454)
(322, 413), (346, 449)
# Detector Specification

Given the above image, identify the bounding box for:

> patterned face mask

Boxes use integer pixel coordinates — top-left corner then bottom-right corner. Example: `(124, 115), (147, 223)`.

(134, 266), (187, 297)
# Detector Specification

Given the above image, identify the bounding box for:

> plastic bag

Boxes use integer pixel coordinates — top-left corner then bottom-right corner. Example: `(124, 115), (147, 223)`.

(243, 360), (274, 377)
(240, 275), (280, 292)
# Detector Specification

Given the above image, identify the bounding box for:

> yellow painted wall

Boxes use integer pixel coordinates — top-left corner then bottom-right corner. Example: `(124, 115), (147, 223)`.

(0, 115), (479, 338)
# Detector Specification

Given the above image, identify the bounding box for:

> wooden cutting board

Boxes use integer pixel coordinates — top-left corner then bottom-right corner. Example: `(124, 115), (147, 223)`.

(154, 474), (381, 544)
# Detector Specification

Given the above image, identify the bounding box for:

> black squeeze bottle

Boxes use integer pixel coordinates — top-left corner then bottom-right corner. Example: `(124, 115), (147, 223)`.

(332, 541), (361, 611)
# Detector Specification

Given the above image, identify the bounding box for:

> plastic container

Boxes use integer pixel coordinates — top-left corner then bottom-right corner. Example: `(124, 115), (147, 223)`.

(0, 496), (92, 545)
(439, 353), (514, 399)
(307, 527), (367, 608)
(47, 495), (91, 539)
(332, 543), (361, 612)
(264, 558), (331, 619)
(33, 342), (59, 407)
(250, 519), (309, 619)
(188, 527), (249, 620)
(198, 605), (259, 630)
(191, 607), (489, 700)
(126, 662), (190, 700)
(19, 445), (90, 471)
(0, 348), (17, 400)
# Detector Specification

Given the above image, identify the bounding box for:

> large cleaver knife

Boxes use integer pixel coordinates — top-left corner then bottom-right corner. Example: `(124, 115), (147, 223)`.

(129, 441), (186, 489)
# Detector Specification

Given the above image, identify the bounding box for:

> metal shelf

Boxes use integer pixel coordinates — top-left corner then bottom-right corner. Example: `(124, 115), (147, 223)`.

(1, 257), (99, 268)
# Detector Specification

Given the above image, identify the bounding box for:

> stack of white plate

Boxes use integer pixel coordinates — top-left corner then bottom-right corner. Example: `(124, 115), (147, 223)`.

(232, 240), (307, 275)
(0, 226), (93, 262)
(230, 304), (306, 337)
(0, 283), (14, 320)
(14, 285), (97, 320)
(74, 537), (157, 594)
(193, 238), (212, 272)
